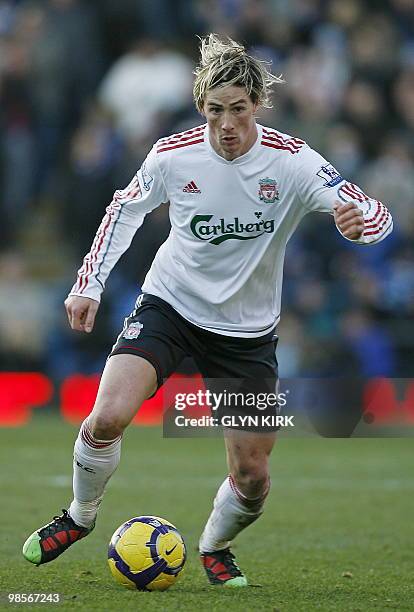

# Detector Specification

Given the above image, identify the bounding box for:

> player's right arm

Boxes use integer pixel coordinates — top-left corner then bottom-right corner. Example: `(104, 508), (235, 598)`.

(65, 295), (100, 333)
(65, 145), (167, 333)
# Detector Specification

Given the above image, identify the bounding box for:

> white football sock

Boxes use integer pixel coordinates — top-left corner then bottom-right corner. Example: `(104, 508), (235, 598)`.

(68, 419), (122, 528)
(199, 474), (270, 553)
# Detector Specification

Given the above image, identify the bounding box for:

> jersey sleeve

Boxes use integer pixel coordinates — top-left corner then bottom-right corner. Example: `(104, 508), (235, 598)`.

(295, 145), (393, 245)
(69, 145), (168, 302)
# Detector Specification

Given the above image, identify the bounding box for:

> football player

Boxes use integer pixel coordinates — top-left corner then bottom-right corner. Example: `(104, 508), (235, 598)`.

(23, 34), (392, 587)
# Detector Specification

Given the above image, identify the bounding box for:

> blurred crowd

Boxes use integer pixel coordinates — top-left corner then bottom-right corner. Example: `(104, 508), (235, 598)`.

(0, 0), (413, 381)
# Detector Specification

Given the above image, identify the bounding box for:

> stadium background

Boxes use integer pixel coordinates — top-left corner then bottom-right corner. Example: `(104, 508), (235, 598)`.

(1, 0), (413, 393)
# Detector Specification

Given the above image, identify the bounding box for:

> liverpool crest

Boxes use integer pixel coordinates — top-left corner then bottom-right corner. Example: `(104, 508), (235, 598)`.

(122, 321), (143, 340)
(258, 178), (279, 204)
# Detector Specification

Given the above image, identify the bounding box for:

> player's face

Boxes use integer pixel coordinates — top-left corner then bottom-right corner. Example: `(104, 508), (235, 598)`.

(203, 86), (258, 161)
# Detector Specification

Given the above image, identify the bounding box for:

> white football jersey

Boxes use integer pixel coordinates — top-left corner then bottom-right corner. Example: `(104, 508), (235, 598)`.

(70, 123), (393, 337)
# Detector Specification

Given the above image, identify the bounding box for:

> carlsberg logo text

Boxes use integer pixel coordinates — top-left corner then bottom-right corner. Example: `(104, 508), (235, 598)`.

(191, 214), (275, 245)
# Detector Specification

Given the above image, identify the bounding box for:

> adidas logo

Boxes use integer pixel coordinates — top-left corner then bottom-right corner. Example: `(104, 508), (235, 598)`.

(183, 180), (201, 194)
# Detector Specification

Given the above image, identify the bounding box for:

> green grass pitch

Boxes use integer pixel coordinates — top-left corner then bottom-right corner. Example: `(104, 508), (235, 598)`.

(1, 414), (412, 611)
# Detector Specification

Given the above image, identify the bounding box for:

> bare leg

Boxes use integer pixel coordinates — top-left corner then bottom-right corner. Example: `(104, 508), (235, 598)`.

(199, 429), (276, 553)
(69, 354), (157, 527)
(88, 354), (157, 438)
(224, 429), (276, 498)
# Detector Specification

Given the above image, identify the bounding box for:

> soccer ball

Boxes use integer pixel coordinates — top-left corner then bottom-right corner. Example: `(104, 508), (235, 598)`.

(108, 516), (186, 591)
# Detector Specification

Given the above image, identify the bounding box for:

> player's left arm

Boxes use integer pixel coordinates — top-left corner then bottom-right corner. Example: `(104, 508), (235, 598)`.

(295, 145), (393, 245)
(333, 200), (364, 241)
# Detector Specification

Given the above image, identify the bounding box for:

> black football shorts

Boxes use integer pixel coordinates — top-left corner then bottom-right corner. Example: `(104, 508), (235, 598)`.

(109, 293), (279, 431)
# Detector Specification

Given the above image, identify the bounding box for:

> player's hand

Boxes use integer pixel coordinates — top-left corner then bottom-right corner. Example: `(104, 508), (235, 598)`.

(64, 295), (100, 333)
(333, 200), (364, 240)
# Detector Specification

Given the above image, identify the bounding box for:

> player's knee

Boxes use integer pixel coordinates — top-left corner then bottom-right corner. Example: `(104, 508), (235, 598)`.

(232, 461), (269, 498)
(88, 412), (126, 440)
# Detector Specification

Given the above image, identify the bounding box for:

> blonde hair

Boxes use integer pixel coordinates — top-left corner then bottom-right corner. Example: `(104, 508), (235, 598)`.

(193, 33), (284, 113)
